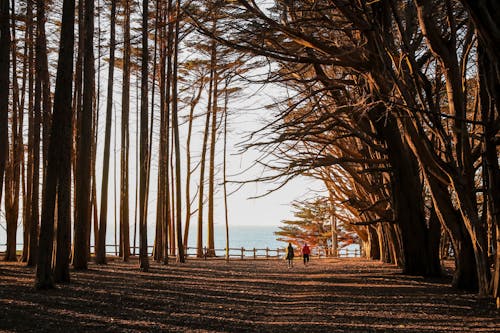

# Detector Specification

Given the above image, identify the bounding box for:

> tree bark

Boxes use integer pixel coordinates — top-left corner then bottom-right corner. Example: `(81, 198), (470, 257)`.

(139, 0), (150, 272)
(0, 0), (9, 215)
(35, 0), (75, 289)
(172, 0), (184, 262)
(120, 0), (131, 261)
(73, 0), (94, 270)
(96, 0), (117, 265)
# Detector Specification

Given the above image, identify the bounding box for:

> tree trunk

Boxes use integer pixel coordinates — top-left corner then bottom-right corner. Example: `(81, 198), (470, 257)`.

(4, 0), (21, 262)
(207, 46), (218, 257)
(0, 0), (9, 215)
(139, 0), (150, 272)
(172, 0), (184, 262)
(73, 0), (94, 270)
(26, 0), (36, 265)
(372, 107), (440, 276)
(95, 0), (116, 265)
(367, 226), (380, 260)
(35, 0), (75, 290)
(120, 0), (131, 261)
(426, 173), (478, 290)
(478, 44), (500, 299)
(223, 89), (229, 260)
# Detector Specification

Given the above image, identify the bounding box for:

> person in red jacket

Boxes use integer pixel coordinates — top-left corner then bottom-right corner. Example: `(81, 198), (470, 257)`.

(302, 243), (311, 265)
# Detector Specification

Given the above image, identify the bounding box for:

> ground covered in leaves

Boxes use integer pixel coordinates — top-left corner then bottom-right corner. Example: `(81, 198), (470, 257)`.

(0, 257), (498, 332)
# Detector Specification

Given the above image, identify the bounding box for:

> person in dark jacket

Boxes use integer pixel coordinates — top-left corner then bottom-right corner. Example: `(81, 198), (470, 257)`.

(286, 243), (294, 268)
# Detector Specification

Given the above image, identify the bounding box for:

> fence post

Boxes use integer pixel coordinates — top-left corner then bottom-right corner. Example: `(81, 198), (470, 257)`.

(204, 246), (207, 260)
(266, 247), (269, 259)
(277, 248), (280, 259)
(241, 247), (244, 259)
(253, 248), (256, 260)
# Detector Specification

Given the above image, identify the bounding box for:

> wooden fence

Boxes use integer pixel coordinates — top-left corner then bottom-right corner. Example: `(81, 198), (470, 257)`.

(0, 243), (361, 259)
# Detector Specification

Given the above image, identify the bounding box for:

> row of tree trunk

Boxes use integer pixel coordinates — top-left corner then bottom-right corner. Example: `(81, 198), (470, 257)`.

(197, 0), (499, 301)
(1, 0), (236, 289)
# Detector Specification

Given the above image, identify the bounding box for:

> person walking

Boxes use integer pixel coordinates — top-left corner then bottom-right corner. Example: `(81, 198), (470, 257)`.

(302, 243), (311, 265)
(286, 242), (294, 268)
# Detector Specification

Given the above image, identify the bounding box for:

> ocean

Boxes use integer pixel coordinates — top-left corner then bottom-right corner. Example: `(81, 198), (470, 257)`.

(0, 223), (360, 258)
(0, 223), (286, 256)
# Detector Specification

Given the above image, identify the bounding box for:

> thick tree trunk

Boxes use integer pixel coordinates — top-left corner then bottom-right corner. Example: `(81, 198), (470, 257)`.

(74, 0), (94, 270)
(415, 0), (490, 295)
(367, 226), (380, 260)
(373, 108), (441, 276)
(35, 0), (75, 290)
(478, 44), (500, 299)
(426, 173), (478, 290)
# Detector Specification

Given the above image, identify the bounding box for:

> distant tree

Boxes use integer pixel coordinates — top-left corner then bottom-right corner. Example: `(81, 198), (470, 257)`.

(275, 197), (358, 250)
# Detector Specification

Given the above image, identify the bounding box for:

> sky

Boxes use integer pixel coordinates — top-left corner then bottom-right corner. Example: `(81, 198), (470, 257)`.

(0, 6), (329, 246)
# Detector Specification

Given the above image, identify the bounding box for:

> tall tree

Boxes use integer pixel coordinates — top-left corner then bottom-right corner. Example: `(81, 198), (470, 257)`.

(139, 0), (149, 271)
(172, 0), (184, 262)
(154, 0), (168, 263)
(26, 0), (37, 266)
(74, 0), (95, 270)
(206, 36), (219, 257)
(0, 0), (9, 212)
(196, 28), (216, 258)
(4, 0), (20, 262)
(96, 0), (117, 264)
(35, 0), (75, 289)
(120, 0), (131, 261)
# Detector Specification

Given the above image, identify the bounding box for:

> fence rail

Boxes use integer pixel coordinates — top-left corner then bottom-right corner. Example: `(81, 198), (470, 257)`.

(0, 243), (361, 259)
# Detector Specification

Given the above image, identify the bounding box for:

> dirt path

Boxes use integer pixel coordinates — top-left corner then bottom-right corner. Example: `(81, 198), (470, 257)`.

(0, 258), (498, 332)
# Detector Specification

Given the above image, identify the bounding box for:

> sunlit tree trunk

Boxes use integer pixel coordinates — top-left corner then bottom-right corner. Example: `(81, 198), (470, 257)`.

(183, 75), (204, 248)
(196, 30), (216, 258)
(415, 0), (490, 294)
(207, 44), (218, 257)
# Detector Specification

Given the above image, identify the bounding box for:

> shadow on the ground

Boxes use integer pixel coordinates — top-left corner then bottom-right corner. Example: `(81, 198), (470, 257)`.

(0, 258), (498, 332)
